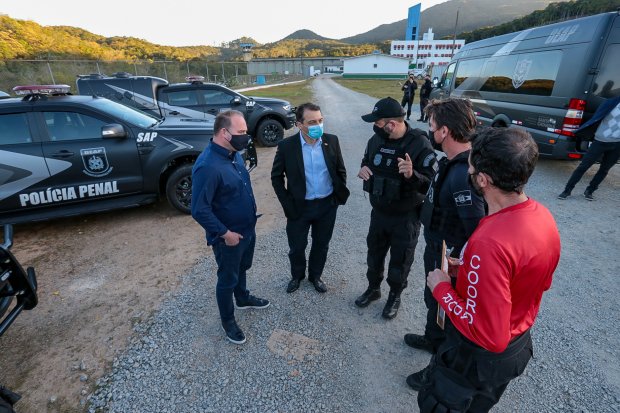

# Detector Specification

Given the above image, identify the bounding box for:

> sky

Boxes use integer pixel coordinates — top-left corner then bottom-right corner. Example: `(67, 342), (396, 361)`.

(0, 0), (451, 46)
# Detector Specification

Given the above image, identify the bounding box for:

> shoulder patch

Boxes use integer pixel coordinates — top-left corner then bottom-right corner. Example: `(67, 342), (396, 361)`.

(423, 152), (436, 168)
(454, 190), (473, 206)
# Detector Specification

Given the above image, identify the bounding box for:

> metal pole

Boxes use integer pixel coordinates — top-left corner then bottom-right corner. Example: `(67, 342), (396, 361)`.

(452, 9), (460, 54)
(186, 61), (190, 76)
(47, 61), (56, 84)
(163, 61), (168, 80)
(96, 61), (101, 74)
(221, 62), (225, 82)
(206, 62), (209, 80)
(134, 61), (138, 75)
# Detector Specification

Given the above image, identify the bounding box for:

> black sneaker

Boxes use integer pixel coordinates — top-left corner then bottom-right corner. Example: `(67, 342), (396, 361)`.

(222, 320), (246, 345)
(406, 365), (431, 391)
(236, 295), (270, 310)
(404, 333), (434, 354)
(557, 190), (570, 200)
(584, 189), (594, 201)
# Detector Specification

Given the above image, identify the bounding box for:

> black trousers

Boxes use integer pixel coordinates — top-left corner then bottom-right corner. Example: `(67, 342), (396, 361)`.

(565, 140), (620, 193)
(420, 97), (429, 121)
(402, 93), (415, 119)
(286, 196), (338, 281)
(423, 237), (446, 352)
(418, 322), (533, 413)
(366, 209), (421, 292)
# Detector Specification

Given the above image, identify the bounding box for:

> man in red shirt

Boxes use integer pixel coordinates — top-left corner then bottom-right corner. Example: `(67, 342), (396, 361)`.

(418, 127), (561, 412)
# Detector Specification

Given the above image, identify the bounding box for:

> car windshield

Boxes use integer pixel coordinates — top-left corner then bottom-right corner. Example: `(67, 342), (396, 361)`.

(89, 98), (160, 128)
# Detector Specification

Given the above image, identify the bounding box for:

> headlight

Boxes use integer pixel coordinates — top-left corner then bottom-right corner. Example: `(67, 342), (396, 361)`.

(283, 104), (291, 111)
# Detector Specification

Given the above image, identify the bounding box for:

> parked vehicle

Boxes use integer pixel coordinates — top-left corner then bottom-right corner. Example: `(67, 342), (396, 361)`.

(0, 224), (38, 412)
(430, 11), (620, 159)
(76, 74), (296, 147)
(0, 84), (257, 224)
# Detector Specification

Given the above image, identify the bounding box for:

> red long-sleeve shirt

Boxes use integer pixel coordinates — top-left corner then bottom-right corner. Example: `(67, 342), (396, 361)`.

(433, 198), (561, 353)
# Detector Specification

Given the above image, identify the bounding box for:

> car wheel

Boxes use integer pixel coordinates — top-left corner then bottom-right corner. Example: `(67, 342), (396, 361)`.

(256, 119), (283, 147)
(165, 164), (193, 214)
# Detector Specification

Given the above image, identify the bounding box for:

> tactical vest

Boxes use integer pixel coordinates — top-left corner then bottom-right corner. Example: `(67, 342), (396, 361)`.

(363, 136), (416, 203)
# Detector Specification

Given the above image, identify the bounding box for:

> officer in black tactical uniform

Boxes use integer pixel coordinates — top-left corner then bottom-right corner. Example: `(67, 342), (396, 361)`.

(356, 97), (437, 319)
(404, 98), (486, 390)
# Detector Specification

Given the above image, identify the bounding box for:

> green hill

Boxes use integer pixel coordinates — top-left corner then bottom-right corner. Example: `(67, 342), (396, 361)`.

(340, 0), (563, 43)
(458, 0), (620, 42)
(0, 14), (219, 60)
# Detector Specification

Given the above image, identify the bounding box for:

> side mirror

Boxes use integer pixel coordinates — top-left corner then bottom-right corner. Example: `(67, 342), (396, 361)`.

(101, 124), (127, 139)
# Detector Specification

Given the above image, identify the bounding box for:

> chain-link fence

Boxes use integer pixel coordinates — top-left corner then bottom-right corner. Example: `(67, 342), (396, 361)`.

(0, 59), (296, 94)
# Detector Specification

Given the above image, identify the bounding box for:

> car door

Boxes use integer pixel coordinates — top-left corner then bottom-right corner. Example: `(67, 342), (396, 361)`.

(37, 107), (143, 206)
(0, 110), (69, 214)
(199, 86), (248, 118)
(158, 88), (206, 119)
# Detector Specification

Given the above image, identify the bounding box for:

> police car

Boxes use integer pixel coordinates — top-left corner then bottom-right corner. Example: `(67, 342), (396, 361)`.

(0, 85), (257, 225)
(76, 74), (296, 147)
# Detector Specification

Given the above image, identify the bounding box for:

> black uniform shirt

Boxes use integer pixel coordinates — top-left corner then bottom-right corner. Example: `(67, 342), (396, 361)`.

(421, 150), (486, 252)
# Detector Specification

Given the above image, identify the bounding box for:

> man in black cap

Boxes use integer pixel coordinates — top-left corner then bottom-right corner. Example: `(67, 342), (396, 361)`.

(356, 97), (437, 319)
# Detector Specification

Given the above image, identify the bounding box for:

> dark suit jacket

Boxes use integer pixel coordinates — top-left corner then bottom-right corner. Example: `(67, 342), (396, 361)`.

(271, 132), (350, 220)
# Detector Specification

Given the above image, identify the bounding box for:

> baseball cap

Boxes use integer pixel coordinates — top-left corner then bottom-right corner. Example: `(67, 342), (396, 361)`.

(361, 97), (406, 122)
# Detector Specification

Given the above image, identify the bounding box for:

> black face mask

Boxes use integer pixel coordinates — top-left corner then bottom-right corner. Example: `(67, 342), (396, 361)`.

(373, 124), (390, 139)
(431, 133), (444, 151)
(469, 172), (484, 198)
(227, 130), (251, 151)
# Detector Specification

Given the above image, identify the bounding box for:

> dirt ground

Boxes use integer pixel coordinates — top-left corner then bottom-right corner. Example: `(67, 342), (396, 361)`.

(0, 146), (279, 413)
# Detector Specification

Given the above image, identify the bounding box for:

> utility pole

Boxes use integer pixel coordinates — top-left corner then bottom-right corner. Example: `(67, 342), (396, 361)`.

(452, 9), (460, 55)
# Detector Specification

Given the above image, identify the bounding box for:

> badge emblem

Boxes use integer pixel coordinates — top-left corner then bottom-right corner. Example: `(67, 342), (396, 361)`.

(512, 58), (532, 90)
(373, 153), (383, 166)
(81, 147), (113, 177)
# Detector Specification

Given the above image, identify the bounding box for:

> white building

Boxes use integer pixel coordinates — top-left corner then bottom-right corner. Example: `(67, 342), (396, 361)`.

(390, 28), (465, 73)
(342, 52), (410, 79)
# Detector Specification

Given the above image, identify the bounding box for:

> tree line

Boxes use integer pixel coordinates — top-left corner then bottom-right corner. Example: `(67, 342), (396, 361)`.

(456, 0), (620, 43)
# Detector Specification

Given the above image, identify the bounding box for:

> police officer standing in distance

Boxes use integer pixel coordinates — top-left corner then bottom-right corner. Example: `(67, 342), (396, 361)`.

(356, 97), (437, 319)
(404, 98), (486, 390)
(418, 127), (561, 412)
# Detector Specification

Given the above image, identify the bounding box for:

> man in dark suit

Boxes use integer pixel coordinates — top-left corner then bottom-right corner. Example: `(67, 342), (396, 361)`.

(271, 103), (350, 293)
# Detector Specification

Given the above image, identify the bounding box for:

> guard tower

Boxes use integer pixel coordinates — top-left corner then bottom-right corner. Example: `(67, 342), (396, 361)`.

(240, 43), (254, 61)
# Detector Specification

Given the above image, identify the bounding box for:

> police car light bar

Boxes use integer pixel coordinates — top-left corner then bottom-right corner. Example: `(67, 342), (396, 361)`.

(186, 75), (205, 83)
(13, 85), (71, 95)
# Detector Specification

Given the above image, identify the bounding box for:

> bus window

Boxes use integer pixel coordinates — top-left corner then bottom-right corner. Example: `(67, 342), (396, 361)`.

(455, 59), (484, 90)
(442, 62), (456, 89)
(480, 51), (561, 96)
(592, 44), (620, 98)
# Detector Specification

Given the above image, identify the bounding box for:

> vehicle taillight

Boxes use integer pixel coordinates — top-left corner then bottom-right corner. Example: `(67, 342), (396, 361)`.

(560, 98), (586, 136)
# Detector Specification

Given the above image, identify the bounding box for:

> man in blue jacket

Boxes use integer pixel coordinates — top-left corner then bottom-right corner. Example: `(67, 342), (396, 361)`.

(558, 96), (620, 201)
(192, 110), (269, 345)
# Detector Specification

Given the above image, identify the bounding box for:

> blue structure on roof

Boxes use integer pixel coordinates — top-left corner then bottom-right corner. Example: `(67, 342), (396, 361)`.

(406, 3), (422, 41)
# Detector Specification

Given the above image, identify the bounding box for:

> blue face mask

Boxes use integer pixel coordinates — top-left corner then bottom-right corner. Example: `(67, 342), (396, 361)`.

(307, 123), (324, 140)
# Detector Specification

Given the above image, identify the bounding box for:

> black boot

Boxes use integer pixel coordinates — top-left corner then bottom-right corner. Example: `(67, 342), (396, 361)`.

(382, 291), (401, 319)
(355, 287), (381, 308)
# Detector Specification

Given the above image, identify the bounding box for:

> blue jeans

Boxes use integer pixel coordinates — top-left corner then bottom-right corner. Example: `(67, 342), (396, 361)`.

(211, 232), (255, 323)
(565, 140), (620, 193)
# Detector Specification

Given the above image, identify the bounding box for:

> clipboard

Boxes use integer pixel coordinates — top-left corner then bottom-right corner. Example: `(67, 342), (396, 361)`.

(436, 240), (448, 330)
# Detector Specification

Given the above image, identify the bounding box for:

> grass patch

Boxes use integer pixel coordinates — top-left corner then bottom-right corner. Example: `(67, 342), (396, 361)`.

(241, 79), (314, 107)
(332, 78), (421, 104)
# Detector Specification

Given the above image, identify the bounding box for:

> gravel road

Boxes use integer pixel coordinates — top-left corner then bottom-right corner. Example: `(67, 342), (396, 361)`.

(88, 76), (620, 412)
